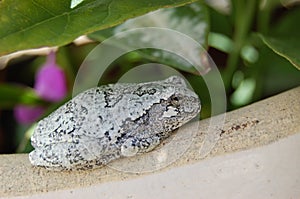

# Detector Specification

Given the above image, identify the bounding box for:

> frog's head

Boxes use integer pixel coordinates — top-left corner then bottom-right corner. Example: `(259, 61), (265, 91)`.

(159, 76), (201, 131)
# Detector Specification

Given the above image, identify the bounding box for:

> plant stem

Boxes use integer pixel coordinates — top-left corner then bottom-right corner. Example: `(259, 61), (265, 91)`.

(223, 0), (257, 90)
(253, 0), (274, 100)
(257, 0), (276, 35)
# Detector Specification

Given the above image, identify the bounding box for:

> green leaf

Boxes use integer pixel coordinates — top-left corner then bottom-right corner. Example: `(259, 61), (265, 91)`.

(0, 0), (198, 56)
(0, 85), (42, 108)
(255, 45), (300, 97)
(270, 8), (300, 38)
(260, 35), (300, 70)
(208, 32), (233, 53)
(88, 2), (210, 75)
(208, 7), (232, 37)
(259, 7), (300, 70)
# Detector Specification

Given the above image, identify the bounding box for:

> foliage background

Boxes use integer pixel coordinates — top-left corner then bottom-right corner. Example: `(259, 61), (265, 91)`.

(0, 0), (299, 153)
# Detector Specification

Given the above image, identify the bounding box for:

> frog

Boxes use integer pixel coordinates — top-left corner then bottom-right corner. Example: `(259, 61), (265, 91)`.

(29, 76), (200, 170)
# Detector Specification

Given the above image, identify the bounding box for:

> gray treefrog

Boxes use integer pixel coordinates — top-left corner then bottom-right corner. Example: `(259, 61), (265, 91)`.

(29, 76), (200, 170)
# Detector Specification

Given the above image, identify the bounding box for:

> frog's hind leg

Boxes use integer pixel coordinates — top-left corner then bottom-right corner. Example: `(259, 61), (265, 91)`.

(120, 134), (161, 157)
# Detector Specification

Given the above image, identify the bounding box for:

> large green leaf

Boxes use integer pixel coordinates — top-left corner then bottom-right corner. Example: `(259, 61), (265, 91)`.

(270, 8), (300, 38)
(260, 36), (300, 70)
(0, 0), (198, 56)
(0, 85), (42, 108)
(260, 8), (300, 70)
(89, 2), (209, 74)
(89, 2), (210, 75)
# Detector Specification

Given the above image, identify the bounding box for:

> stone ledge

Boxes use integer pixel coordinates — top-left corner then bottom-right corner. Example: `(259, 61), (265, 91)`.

(0, 86), (299, 197)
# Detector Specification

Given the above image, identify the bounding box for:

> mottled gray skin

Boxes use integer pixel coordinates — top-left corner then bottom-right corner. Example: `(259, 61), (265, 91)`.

(29, 76), (200, 170)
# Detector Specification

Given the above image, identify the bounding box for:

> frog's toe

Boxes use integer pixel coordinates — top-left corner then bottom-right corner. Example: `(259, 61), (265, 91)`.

(121, 139), (139, 157)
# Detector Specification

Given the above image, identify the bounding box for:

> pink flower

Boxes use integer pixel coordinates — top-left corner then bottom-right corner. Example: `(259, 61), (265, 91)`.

(34, 52), (67, 102)
(14, 105), (45, 124)
(14, 52), (68, 124)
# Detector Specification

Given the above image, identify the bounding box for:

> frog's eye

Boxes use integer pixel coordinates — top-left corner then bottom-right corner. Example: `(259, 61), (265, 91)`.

(171, 96), (179, 102)
(170, 95), (181, 106)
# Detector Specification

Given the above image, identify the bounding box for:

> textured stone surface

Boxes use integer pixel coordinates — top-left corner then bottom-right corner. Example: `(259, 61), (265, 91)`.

(0, 86), (299, 197)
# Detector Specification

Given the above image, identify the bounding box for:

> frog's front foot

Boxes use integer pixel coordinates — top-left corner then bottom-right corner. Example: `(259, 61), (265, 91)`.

(121, 135), (161, 157)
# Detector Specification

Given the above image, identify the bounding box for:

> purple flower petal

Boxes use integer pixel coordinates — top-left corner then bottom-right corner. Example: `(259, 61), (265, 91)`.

(34, 52), (67, 102)
(14, 105), (45, 124)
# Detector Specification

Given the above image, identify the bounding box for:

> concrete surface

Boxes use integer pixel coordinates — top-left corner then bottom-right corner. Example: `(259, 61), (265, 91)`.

(0, 86), (299, 198)
(9, 133), (300, 199)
